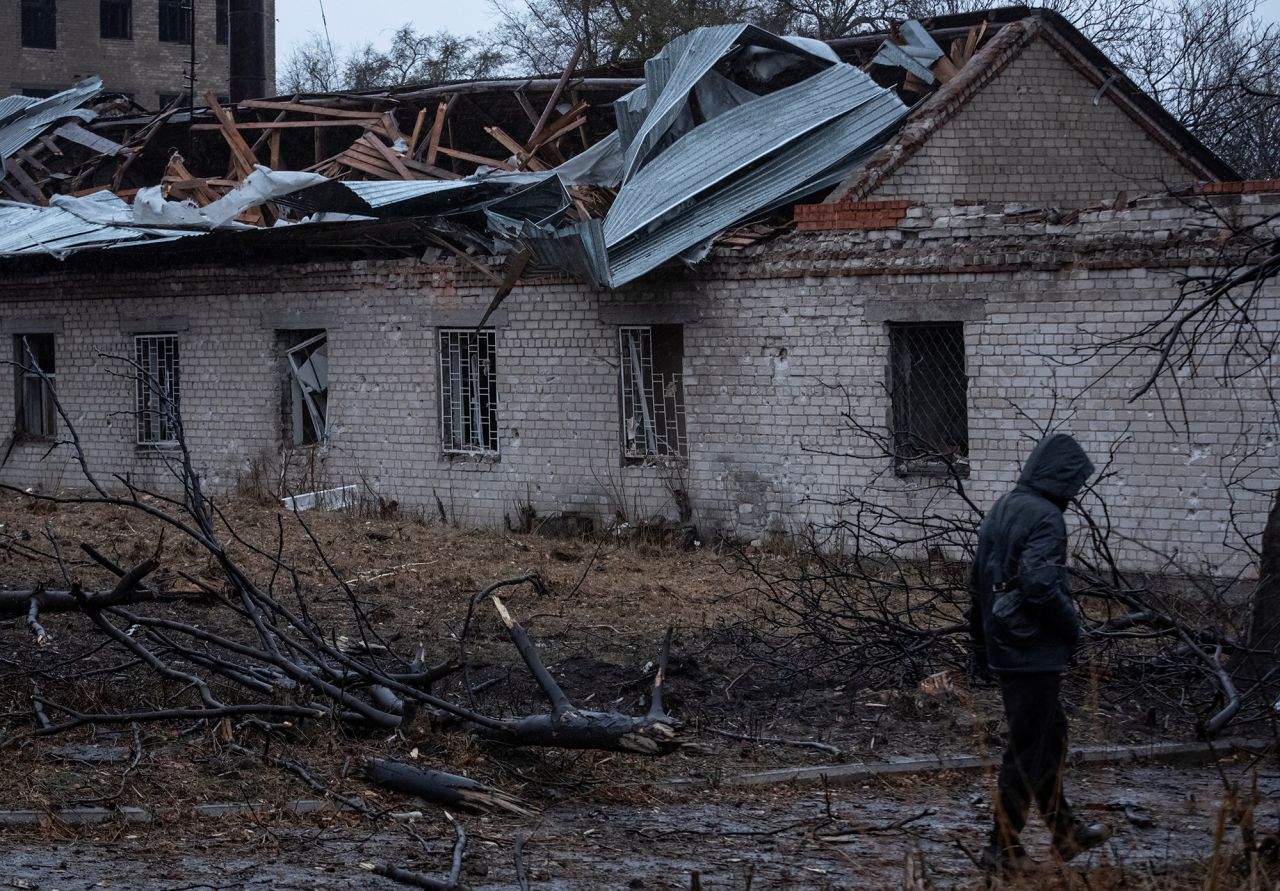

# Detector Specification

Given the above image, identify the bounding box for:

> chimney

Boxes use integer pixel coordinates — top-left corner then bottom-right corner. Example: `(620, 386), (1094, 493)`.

(228, 0), (269, 101)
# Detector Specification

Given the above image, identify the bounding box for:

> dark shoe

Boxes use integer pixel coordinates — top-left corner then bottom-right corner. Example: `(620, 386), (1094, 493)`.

(980, 843), (1041, 875)
(1053, 821), (1112, 861)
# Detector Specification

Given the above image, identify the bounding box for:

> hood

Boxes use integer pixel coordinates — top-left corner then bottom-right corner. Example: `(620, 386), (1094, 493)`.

(1018, 433), (1095, 502)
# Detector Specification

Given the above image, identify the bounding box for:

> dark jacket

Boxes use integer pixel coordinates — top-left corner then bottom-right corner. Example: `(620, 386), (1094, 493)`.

(969, 433), (1095, 674)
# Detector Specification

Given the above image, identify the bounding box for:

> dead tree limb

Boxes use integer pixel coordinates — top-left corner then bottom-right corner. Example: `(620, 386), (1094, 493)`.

(365, 759), (533, 816)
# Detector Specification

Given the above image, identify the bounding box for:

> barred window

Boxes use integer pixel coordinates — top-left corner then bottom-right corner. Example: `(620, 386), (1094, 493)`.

(21, 0), (57, 49)
(439, 329), (497, 455)
(216, 0), (228, 44)
(158, 0), (191, 42)
(888, 322), (968, 472)
(135, 334), (181, 446)
(100, 0), (131, 39)
(14, 335), (56, 438)
(619, 325), (686, 463)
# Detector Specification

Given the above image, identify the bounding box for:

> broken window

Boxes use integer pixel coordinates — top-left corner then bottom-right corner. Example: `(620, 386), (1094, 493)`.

(21, 0), (57, 49)
(14, 334), (55, 438)
(134, 334), (180, 446)
(619, 325), (687, 463)
(888, 322), (968, 472)
(281, 330), (328, 447)
(439, 329), (497, 456)
(100, 0), (131, 39)
(158, 0), (191, 42)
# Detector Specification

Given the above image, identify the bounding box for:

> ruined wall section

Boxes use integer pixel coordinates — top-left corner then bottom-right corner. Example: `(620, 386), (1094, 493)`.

(867, 36), (1200, 208)
(0, 191), (1274, 573)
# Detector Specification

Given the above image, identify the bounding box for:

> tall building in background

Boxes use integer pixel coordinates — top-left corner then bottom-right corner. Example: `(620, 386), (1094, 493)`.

(1, 0), (276, 107)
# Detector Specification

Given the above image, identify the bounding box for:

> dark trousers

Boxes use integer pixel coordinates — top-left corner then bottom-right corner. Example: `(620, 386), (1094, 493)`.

(992, 671), (1076, 852)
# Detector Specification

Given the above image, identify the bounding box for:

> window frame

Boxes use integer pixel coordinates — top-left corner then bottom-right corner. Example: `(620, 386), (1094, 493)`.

(134, 333), (181, 448)
(438, 328), (499, 458)
(887, 321), (970, 476)
(99, 0), (132, 40)
(280, 330), (328, 448)
(21, 0), (57, 49)
(14, 334), (57, 440)
(618, 324), (687, 466)
(157, 0), (192, 43)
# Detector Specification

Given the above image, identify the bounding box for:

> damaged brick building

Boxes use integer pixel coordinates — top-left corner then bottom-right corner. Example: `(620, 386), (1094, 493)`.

(0, 7), (1275, 574)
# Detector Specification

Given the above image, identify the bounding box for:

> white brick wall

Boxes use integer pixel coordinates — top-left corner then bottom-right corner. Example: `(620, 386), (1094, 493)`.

(0, 193), (1274, 576)
(868, 36), (1199, 207)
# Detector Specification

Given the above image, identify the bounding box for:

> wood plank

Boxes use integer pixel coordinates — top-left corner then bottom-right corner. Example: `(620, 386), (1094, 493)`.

(513, 90), (540, 127)
(269, 130), (281, 169)
(361, 133), (415, 180)
(203, 92), (259, 178)
(190, 118), (381, 131)
(3, 158), (47, 204)
(529, 39), (584, 144)
(408, 108), (428, 153)
(399, 156), (462, 180)
(485, 126), (548, 171)
(434, 145), (516, 171)
(336, 152), (399, 180)
(422, 99), (450, 165)
(236, 99), (390, 119)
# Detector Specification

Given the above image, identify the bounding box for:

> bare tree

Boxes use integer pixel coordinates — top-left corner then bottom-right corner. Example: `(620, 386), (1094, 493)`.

(279, 27), (506, 94)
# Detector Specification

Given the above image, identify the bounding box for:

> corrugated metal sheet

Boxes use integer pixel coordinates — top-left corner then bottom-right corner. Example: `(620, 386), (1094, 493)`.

(606, 94), (906, 286)
(0, 192), (192, 258)
(604, 63), (888, 245)
(0, 77), (102, 162)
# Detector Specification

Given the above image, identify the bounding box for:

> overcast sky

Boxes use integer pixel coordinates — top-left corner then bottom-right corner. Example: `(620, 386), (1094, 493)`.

(274, 0), (1280, 71)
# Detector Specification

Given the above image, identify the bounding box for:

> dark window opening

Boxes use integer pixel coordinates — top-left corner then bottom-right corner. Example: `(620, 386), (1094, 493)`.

(158, 0), (191, 43)
(21, 0), (57, 49)
(216, 0), (228, 44)
(14, 334), (56, 438)
(888, 322), (969, 473)
(619, 325), (686, 464)
(278, 330), (328, 446)
(100, 0), (131, 39)
(21, 88), (59, 98)
(135, 334), (181, 446)
(439, 329), (498, 455)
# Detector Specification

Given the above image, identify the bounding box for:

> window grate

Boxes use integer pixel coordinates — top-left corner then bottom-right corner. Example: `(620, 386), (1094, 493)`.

(439, 329), (498, 455)
(158, 0), (191, 42)
(888, 322), (968, 470)
(619, 325), (686, 463)
(21, 0), (57, 49)
(100, 0), (131, 39)
(135, 334), (181, 446)
(14, 334), (56, 438)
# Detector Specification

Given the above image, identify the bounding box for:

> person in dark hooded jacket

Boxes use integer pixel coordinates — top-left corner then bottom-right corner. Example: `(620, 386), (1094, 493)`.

(970, 432), (1112, 872)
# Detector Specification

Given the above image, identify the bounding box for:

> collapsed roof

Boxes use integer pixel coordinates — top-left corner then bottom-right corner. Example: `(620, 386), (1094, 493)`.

(0, 6), (1234, 291)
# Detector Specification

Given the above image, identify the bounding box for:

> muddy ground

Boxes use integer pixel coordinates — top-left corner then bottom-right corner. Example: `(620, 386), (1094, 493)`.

(0, 493), (1276, 889)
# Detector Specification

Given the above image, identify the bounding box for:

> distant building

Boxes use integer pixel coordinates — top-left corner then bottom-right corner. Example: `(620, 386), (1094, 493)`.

(1, 0), (276, 108)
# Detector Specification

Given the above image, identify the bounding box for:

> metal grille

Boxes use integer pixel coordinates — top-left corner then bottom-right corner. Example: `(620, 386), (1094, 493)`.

(888, 322), (968, 469)
(21, 0), (57, 49)
(100, 0), (131, 39)
(135, 334), (181, 446)
(439, 329), (498, 455)
(619, 326), (687, 462)
(157, 0), (191, 42)
(15, 334), (56, 438)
